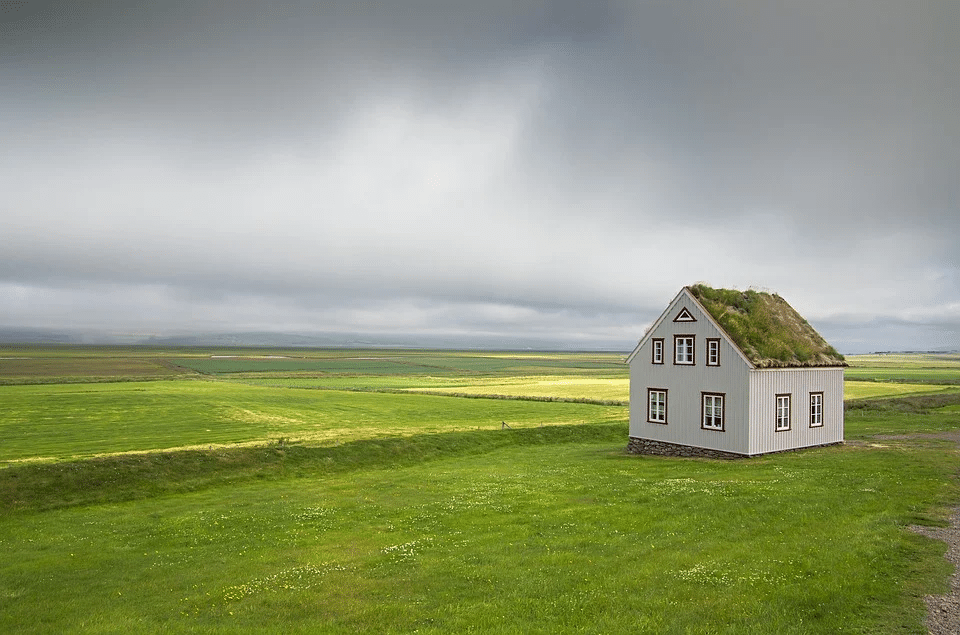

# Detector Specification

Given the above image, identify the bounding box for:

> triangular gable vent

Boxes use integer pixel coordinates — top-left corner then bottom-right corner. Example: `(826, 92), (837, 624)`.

(673, 307), (696, 322)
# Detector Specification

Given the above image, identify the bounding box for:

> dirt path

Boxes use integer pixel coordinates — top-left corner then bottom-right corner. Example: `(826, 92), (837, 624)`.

(902, 429), (960, 635)
(910, 509), (960, 635)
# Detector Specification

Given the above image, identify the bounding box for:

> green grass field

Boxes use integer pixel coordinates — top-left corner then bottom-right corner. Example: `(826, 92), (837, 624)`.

(0, 347), (958, 633)
(0, 380), (625, 464)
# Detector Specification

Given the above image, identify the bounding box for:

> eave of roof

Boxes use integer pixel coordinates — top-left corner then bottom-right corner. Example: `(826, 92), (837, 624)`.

(686, 285), (847, 369)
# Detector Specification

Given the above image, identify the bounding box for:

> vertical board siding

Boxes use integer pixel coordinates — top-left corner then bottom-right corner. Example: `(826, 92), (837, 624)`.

(747, 368), (844, 455)
(629, 295), (751, 454)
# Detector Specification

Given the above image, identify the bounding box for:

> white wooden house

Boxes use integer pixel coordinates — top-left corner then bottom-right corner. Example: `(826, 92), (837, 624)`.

(626, 285), (846, 458)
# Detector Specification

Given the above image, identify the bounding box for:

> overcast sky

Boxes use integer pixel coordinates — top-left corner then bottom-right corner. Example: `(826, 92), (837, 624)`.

(1, 1), (958, 352)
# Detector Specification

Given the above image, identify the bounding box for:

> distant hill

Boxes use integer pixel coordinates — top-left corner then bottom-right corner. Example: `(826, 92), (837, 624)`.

(0, 327), (629, 351)
(0, 328), (84, 344)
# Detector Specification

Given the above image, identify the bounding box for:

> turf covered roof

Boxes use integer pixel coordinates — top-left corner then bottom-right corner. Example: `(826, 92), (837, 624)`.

(687, 284), (847, 368)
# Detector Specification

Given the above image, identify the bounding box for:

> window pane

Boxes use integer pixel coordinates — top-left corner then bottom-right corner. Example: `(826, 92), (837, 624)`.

(703, 394), (723, 429)
(776, 395), (790, 430)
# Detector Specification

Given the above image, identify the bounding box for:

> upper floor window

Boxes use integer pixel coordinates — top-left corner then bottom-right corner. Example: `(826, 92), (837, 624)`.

(809, 392), (824, 427)
(776, 394), (791, 431)
(674, 335), (695, 365)
(706, 338), (720, 366)
(652, 339), (664, 365)
(702, 392), (724, 430)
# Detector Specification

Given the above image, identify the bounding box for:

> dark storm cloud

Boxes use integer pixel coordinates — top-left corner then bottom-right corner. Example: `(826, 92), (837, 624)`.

(1, 1), (958, 351)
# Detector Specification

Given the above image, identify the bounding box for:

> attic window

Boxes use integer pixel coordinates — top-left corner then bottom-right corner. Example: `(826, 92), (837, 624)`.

(652, 339), (664, 364)
(706, 339), (720, 366)
(673, 307), (696, 322)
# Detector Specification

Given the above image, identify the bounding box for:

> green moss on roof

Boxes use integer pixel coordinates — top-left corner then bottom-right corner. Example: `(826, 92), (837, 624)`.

(687, 284), (847, 368)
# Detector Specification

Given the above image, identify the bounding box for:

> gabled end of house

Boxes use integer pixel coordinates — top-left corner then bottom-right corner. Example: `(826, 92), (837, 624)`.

(686, 284), (847, 369)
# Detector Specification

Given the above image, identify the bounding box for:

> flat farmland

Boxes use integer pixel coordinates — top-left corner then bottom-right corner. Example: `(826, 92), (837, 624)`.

(168, 350), (626, 377)
(0, 354), (185, 382)
(1, 346), (958, 634)
(240, 375), (630, 403)
(846, 353), (960, 385)
(0, 380), (624, 464)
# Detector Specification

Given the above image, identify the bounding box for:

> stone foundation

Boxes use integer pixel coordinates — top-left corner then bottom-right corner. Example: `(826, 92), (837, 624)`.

(627, 437), (844, 459)
(627, 437), (746, 460)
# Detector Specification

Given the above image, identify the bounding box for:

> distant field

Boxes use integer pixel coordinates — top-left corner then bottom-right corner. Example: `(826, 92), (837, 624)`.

(848, 353), (960, 368)
(239, 375), (630, 403)
(843, 381), (956, 400)
(169, 352), (627, 376)
(0, 355), (184, 381)
(846, 353), (960, 384)
(240, 375), (954, 405)
(0, 380), (626, 464)
(845, 366), (960, 385)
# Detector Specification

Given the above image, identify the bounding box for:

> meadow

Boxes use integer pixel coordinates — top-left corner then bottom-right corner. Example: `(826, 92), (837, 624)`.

(0, 347), (958, 633)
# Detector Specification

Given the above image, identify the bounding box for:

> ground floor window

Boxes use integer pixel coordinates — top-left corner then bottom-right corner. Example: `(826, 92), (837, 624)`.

(809, 392), (823, 427)
(776, 394), (791, 431)
(647, 388), (667, 423)
(702, 392), (724, 430)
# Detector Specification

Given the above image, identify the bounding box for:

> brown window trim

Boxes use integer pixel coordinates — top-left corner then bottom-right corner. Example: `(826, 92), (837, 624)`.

(651, 338), (664, 365)
(647, 388), (668, 424)
(701, 391), (725, 431)
(706, 338), (721, 366)
(775, 393), (792, 432)
(673, 334), (695, 366)
(809, 392), (824, 428)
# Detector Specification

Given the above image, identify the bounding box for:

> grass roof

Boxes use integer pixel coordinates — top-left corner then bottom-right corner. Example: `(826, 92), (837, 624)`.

(687, 285), (847, 369)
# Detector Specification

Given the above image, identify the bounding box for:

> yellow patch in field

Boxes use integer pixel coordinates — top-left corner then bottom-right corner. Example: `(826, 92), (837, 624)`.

(225, 407), (303, 425)
(406, 375), (629, 401)
(533, 378), (628, 387)
(843, 381), (951, 400)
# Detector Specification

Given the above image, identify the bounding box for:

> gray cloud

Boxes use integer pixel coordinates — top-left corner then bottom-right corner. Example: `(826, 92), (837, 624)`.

(1, 1), (958, 352)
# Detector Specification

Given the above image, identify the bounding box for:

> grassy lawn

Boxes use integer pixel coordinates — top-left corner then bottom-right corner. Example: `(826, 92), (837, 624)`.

(0, 348), (958, 633)
(1, 408), (957, 634)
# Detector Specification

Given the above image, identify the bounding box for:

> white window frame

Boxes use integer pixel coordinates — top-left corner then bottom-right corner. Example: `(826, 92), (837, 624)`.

(706, 338), (720, 366)
(776, 394), (791, 431)
(674, 335), (695, 365)
(647, 388), (667, 424)
(701, 392), (724, 431)
(809, 392), (823, 427)
(652, 339), (664, 365)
